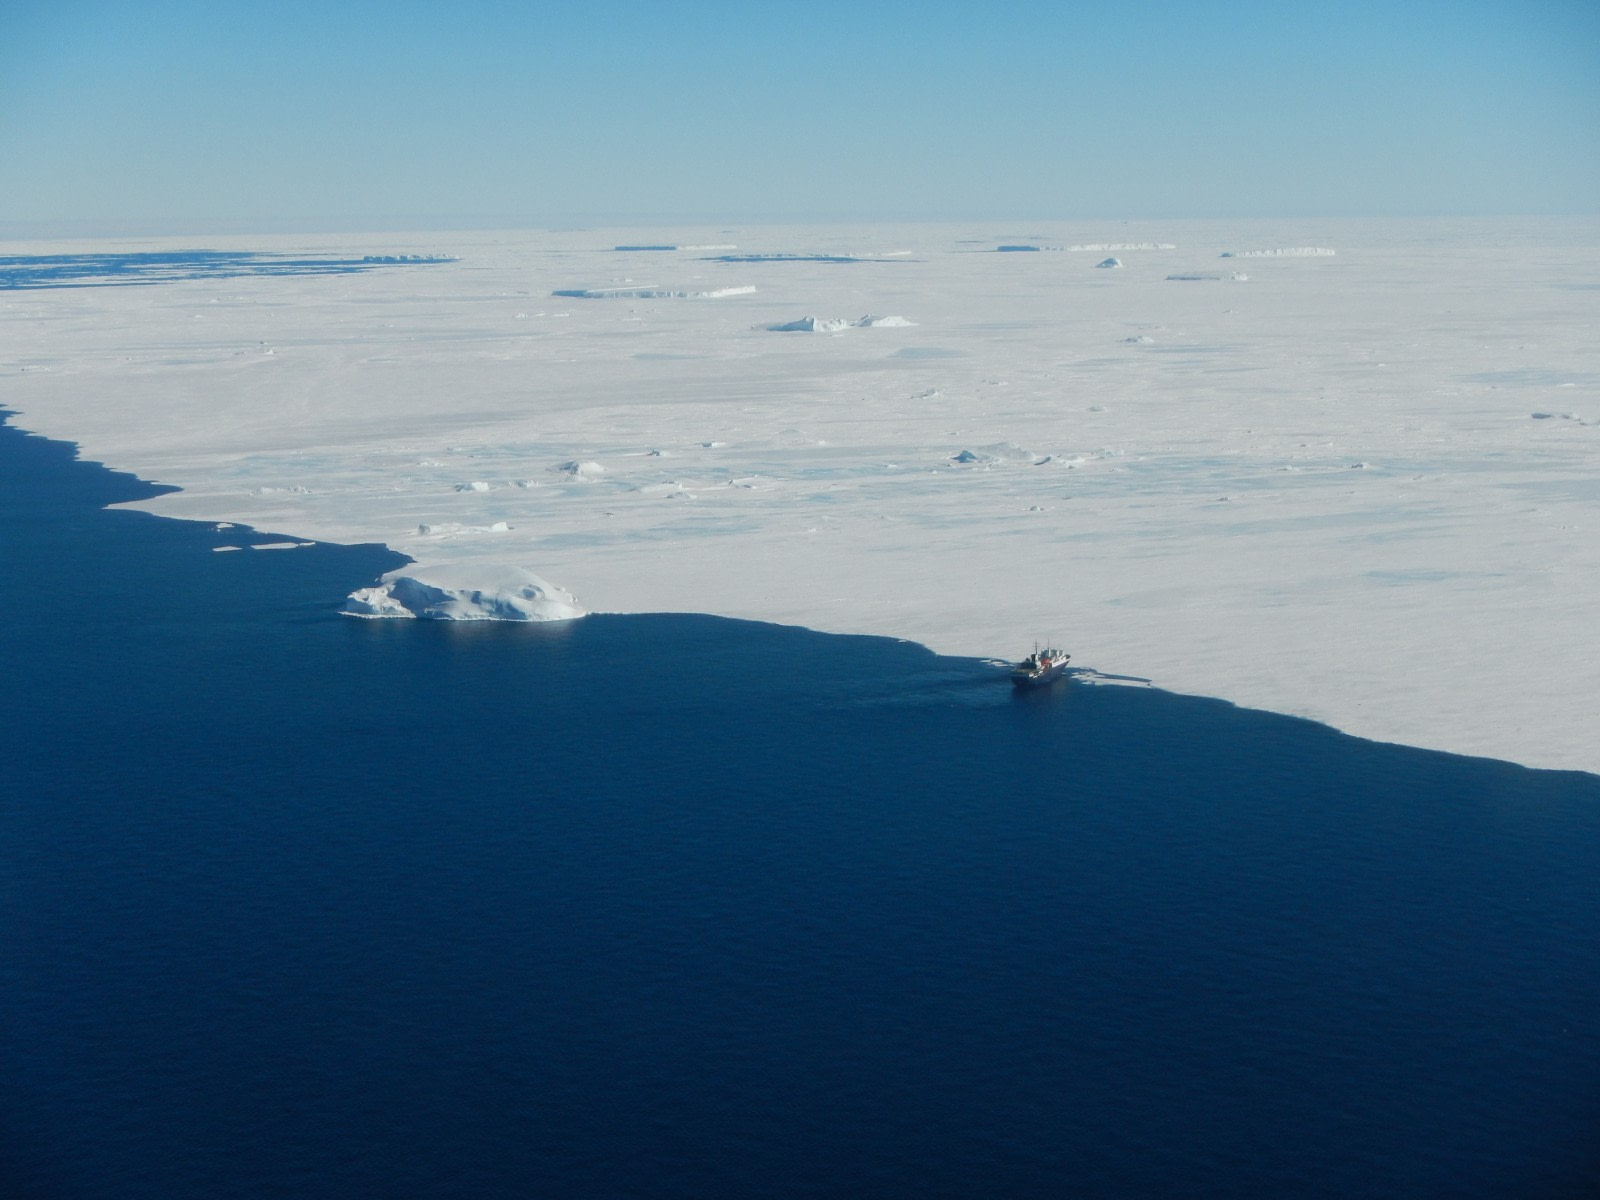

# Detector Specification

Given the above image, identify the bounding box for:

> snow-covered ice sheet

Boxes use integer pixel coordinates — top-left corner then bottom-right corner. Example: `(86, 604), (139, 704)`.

(5, 219), (1597, 774)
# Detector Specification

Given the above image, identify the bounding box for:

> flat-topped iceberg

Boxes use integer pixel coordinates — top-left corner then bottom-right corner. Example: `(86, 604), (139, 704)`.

(343, 564), (584, 622)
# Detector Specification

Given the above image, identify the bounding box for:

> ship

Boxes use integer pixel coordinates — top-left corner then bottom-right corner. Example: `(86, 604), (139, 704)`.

(1010, 644), (1070, 688)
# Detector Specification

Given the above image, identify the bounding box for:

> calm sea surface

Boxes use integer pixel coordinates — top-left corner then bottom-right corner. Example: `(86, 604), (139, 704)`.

(3, 412), (1597, 1199)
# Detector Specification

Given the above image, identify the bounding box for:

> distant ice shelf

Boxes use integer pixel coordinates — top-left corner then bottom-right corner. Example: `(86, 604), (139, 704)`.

(997, 242), (1177, 252)
(552, 285), (756, 299)
(1221, 247), (1337, 257)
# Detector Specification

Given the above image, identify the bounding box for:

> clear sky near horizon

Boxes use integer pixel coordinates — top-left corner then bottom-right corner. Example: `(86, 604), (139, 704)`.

(2, 0), (1596, 235)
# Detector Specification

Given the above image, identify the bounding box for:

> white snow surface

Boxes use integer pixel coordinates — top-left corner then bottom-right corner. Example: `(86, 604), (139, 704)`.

(5, 218), (1598, 775)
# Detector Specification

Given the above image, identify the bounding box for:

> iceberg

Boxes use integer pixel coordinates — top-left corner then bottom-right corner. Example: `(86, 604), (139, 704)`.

(342, 565), (584, 622)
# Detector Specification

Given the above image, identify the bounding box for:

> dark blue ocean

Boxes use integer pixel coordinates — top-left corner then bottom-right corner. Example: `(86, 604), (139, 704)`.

(3, 412), (1597, 1199)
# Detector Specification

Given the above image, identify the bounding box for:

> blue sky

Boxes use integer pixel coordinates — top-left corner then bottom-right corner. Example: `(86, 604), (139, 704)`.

(2, 0), (1596, 233)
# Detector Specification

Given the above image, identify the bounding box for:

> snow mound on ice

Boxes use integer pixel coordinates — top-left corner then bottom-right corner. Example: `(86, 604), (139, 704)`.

(767, 316), (853, 333)
(637, 481), (692, 498)
(1221, 247), (1336, 257)
(766, 314), (917, 332)
(1097, 258), (1123, 269)
(415, 521), (512, 535)
(951, 442), (1039, 465)
(557, 460), (605, 479)
(342, 564), (583, 622)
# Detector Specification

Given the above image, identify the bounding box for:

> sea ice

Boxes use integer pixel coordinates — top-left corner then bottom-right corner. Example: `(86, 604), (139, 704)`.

(7, 218), (1598, 774)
